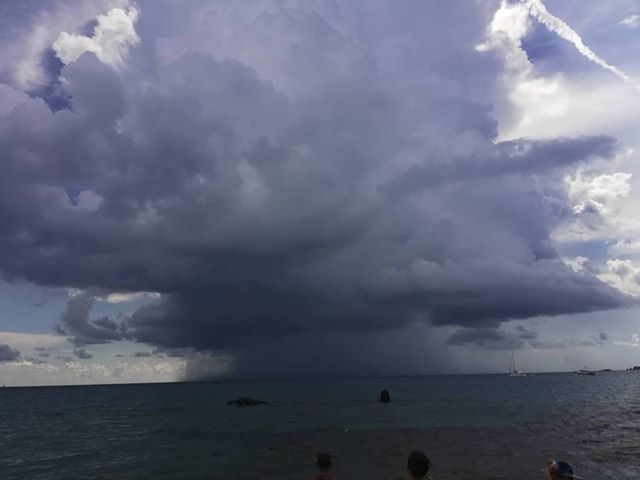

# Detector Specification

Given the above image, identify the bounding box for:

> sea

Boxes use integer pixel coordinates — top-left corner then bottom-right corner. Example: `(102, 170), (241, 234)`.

(1, 372), (639, 480)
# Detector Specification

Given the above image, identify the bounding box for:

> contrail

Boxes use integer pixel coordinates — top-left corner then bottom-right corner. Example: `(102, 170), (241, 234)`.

(522, 0), (639, 89)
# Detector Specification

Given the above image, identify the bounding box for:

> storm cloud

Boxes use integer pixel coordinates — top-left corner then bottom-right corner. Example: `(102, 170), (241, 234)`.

(55, 291), (124, 346)
(0, 0), (632, 377)
(446, 324), (538, 350)
(0, 344), (21, 362)
(133, 351), (152, 358)
(73, 348), (93, 360)
(447, 325), (611, 352)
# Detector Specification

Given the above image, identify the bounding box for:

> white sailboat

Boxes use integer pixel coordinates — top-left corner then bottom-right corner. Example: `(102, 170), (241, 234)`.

(508, 350), (530, 377)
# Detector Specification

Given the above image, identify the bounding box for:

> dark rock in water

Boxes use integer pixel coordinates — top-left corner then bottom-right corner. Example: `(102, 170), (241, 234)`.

(379, 389), (391, 403)
(226, 397), (269, 407)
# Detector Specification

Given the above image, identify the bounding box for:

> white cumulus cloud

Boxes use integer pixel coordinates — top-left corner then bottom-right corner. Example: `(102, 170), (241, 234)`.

(566, 170), (632, 217)
(53, 5), (139, 67)
(599, 259), (640, 297)
(620, 14), (639, 29)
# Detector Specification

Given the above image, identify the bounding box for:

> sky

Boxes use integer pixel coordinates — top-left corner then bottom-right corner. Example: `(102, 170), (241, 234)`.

(0, 0), (640, 386)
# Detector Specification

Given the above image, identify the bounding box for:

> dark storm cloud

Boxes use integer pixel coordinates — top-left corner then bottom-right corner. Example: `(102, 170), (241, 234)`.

(449, 326), (611, 351)
(186, 324), (458, 380)
(447, 327), (527, 350)
(0, 0), (632, 376)
(55, 291), (123, 346)
(0, 344), (21, 362)
(529, 330), (611, 349)
(73, 348), (93, 359)
(28, 49), (70, 112)
(382, 136), (616, 196)
(133, 351), (152, 357)
(515, 325), (538, 340)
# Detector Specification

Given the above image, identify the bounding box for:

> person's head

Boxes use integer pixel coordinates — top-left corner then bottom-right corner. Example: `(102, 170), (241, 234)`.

(317, 452), (332, 472)
(406, 450), (430, 479)
(546, 459), (580, 480)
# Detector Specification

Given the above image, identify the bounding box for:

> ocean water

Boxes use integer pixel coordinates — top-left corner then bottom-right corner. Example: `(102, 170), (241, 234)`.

(1, 372), (639, 479)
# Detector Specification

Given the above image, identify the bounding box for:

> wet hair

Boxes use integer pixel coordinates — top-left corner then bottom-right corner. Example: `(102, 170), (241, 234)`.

(554, 461), (574, 479)
(407, 450), (430, 479)
(317, 452), (332, 471)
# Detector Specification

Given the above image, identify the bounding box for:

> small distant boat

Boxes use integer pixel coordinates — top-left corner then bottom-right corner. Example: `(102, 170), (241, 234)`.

(576, 368), (596, 376)
(508, 350), (531, 377)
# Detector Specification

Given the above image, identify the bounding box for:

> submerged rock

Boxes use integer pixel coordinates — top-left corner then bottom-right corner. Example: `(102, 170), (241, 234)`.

(226, 397), (269, 407)
(379, 389), (391, 403)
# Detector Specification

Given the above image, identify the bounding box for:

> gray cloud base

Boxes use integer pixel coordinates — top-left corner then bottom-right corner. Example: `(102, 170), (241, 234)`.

(0, 344), (21, 362)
